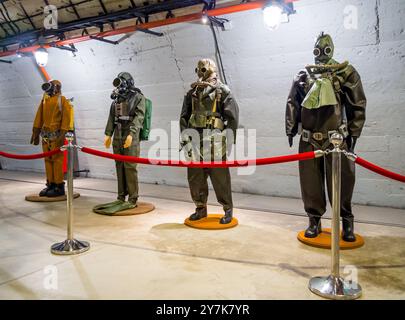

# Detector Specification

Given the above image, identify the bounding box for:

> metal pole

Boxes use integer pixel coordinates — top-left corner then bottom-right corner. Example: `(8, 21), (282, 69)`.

(51, 132), (90, 255)
(67, 132), (74, 240)
(308, 133), (362, 300)
(331, 143), (341, 278)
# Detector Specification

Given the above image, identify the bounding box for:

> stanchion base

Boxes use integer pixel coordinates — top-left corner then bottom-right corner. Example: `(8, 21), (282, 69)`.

(51, 239), (90, 255)
(93, 202), (155, 216)
(184, 214), (238, 230)
(309, 275), (362, 300)
(297, 228), (364, 249)
(25, 193), (80, 202)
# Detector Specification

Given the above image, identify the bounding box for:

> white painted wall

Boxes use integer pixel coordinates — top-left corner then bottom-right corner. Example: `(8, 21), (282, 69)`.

(0, 0), (404, 208)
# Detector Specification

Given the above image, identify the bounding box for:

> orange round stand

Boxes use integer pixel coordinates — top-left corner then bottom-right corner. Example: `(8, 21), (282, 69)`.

(184, 214), (238, 230)
(297, 228), (364, 250)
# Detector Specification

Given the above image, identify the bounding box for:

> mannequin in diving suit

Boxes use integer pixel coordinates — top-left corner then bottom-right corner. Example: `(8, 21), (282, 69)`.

(97, 72), (145, 214)
(180, 59), (239, 224)
(285, 33), (366, 241)
(30, 80), (74, 197)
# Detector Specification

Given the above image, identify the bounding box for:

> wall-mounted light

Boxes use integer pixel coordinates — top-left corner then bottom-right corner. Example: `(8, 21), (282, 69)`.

(263, 0), (295, 31)
(34, 47), (49, 67)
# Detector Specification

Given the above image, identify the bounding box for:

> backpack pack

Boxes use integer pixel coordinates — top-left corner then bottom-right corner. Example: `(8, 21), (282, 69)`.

(140, 98), (152, 141)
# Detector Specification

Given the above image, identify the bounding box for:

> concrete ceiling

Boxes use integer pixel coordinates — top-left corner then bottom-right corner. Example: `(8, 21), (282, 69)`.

(0, 0), (236, 48)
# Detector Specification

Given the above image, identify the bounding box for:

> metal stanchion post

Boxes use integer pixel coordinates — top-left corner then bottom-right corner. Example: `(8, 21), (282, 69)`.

(308, 133), (362, 300)
(51, 132), (90, 255)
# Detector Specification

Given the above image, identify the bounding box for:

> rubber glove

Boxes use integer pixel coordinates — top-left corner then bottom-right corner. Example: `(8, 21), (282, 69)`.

(30, 128), (41, 146)
(123, 135), (132, 149)
(288, 134), (294, 148)
(104, 135), (112, 149)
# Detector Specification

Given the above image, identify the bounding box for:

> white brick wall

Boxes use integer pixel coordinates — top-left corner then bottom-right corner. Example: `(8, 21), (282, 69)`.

(0, 0), (404, 208)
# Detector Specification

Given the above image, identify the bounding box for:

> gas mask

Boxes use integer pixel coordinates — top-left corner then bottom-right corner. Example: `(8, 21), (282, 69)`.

(111, 72), (135, 100)
(41, 80), (61, 96)
(313, 32), (334, 64)
(195, 59), (217, 82)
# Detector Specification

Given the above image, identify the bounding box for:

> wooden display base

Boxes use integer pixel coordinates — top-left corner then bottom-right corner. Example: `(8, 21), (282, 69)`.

(25, 193), (80, 202)
(94, 202), (155, 216)
(297, 228), (365, 250)
(184, 214), (238, 230)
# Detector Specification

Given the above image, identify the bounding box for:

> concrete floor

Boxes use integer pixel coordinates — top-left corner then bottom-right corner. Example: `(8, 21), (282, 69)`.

(0, 170), (405, 300)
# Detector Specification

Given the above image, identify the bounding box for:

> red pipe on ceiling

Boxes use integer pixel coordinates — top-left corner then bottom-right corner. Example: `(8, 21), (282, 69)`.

(0, 0), (297, 58)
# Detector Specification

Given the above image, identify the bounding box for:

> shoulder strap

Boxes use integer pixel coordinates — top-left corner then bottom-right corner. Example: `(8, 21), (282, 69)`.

(212, 84), (223, 113)
(128, 92), (142, 116)
(58, 95), (62, 113)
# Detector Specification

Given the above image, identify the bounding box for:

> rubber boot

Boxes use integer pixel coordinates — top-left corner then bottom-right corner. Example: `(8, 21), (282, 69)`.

(189, 207), (207, 221)
(129, 200), (138, 208)
(220, 209), (233, 224)
(304, 216), (322, 238)
(47, 183), (65, 197)
(342, 217), (356, 242)
(39, 182), (55, 197)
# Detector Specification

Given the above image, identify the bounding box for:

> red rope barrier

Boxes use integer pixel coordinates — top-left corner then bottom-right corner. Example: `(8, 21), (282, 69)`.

(80, 147), (316, 168)
(355, 156), (405, 183)
(0, 148), (62, 160)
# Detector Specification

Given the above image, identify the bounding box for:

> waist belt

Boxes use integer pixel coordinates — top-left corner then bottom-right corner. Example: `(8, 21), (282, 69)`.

(41, 129), (61, 141)
(115, 115), (134, 123)
(194, 111), (221, 118)
(302, 130), (330, 142)
(301, 124), (348, 150)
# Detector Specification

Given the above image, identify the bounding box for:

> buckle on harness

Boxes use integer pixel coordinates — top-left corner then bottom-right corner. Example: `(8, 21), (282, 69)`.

(302, 130), (310, 142)
(339, 124), (349, 138)
(313, 132), (324, 141)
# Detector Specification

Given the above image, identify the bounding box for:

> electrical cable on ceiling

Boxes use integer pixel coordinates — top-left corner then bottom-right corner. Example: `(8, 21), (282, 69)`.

(210, 21), (228, 85)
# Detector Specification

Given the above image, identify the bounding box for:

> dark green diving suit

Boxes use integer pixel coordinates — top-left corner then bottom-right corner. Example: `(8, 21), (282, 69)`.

(94, 72), (145, 214)
(180, 59), (239, 224)
(285, 33), (367, 241)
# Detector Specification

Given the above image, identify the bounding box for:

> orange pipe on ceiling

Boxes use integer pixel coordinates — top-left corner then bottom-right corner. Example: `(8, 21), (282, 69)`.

(0, 0), (297, 58)
(38, 66), (51, 81)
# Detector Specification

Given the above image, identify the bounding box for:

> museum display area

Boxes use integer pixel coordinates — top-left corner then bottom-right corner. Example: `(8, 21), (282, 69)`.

(0, 0), (404, 307)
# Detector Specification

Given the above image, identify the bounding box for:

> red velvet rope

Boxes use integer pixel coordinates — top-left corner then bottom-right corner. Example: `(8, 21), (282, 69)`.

(1, 146), (404, 183)
(0, 148), (62, 160)
(355, 156), (405, 183)
(80, 147), (316, 168)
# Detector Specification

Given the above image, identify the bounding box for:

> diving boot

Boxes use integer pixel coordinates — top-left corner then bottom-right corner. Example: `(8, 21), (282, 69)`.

(39, 182), (55, 197)
(304, 217), (322, 238)
(342, 217), (356, 242)
(220, 209), (233, 224)
(47, 183), (65, 197)
(189, 207), (207, 221)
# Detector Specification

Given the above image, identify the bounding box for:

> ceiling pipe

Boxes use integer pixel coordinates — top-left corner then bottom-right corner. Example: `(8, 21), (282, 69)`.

(0, 0), (297, 58)
(38, 65), (51, 81)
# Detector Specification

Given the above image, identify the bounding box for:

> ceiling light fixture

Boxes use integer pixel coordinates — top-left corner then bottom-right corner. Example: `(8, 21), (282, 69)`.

(263, 1), (295, 31)
(34, 47), (49, 67)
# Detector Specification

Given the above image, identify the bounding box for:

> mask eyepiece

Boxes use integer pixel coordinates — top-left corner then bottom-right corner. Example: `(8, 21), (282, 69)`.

(113, 77), (123, 88)
(324, 46), (333, 56)
(313, 48), (321, 57)
(41, 82), (52, 92)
